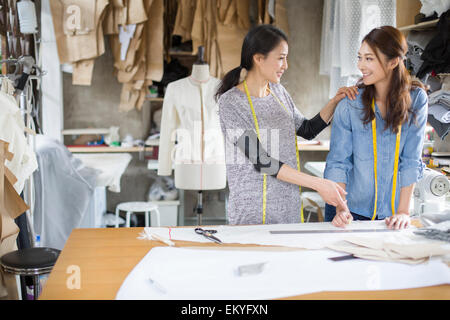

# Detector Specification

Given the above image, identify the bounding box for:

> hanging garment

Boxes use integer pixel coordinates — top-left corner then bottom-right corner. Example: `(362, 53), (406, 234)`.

(50, 0), (109, 63)
(0, 141), (29, 299)
(61, 0), (96, 36)
(319, 0), (396, 98)
(145, 0), (164, 82)
(173, 0), (197, 42)
(274, 0), (289, 36)
(126, 0), (148, 25)
(72, 59), (95, 85)
(32, 135), (98, 250)
(0, 92), (38, 194)
(216, 0), (251, 76)
(157, 76), (225, 177)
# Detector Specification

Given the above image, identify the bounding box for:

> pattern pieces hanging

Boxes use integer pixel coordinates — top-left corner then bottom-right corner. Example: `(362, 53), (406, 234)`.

(50, 0), (288, 112)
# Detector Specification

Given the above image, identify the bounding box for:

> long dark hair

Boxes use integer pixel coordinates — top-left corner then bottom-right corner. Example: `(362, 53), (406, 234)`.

(215, 24), (288, 101)
(358, 26), (424, 133)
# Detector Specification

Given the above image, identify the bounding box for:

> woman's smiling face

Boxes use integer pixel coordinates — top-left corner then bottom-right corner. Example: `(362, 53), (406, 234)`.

(357, 40), (389, 86)
(255, 40), (289, 83)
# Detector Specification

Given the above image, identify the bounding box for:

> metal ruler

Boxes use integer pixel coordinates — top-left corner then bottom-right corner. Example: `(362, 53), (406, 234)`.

(270, 229), (398, 234)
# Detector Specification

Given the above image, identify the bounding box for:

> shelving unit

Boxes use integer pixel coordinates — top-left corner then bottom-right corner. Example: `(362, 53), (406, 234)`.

(398, 19), (439, 32)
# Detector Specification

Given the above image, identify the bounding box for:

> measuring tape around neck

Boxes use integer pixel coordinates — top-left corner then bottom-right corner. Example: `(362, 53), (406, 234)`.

(371, 98), (401, 220)
(243, 80), (304, 224)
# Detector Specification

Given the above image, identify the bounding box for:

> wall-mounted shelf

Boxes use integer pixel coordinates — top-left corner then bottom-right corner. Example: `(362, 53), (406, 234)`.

(168, 50), (196, 57)
(62, 128), (110, 135)
(68, 146), (154, 153)
(145, 97), (164, 102)
(398, 19), (439, 32)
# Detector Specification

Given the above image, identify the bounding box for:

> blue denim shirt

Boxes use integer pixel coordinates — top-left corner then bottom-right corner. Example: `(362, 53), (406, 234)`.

(324, 87), (428, 219)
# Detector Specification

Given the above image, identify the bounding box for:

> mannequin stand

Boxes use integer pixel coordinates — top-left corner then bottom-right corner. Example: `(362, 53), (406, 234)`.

(195, 191), (203, 225)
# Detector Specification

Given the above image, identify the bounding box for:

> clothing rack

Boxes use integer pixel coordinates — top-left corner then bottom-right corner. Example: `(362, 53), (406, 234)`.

(0, 55), (45, 245)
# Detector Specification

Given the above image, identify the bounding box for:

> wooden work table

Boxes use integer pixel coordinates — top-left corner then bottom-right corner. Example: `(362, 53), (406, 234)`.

(39, 227), (450, 300)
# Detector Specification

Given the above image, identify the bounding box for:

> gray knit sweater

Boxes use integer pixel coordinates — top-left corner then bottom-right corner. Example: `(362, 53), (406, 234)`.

(218, 83), (306, 225)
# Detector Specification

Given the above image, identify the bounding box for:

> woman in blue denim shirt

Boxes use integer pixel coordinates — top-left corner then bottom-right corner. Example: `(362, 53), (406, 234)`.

(324, 26), (428, 230)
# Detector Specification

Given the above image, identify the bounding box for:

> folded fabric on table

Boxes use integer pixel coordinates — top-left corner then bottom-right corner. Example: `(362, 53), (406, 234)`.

(327, 231), (450, 264)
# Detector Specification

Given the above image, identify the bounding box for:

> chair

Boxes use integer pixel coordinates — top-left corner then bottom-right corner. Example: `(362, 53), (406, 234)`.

(0, 247), (60, 300)
(115, 202), (161, 227)
(301, 192), (325, 222)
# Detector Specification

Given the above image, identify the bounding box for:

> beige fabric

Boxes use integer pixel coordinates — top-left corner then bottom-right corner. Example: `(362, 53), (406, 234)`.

(173, 0), (197, 42)
(327, 234), (450, 265)
(72, 59), (95, 86)
(145, 0), (164, 82)
(115, 0), (164, 111)
(274, 0), (289, 36)
(0, 142), (26, 299)
(102, 5), (116, 35)
(216, 0), (250, 76)
(126, 0), (148, 24)
(51, 0), (109, 64)
(61, 0), (96, 36)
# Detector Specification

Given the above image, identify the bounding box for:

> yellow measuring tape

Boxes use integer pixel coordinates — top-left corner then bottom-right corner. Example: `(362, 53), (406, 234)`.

(371, 98), (401, 220)
(244, 80), (304, 224)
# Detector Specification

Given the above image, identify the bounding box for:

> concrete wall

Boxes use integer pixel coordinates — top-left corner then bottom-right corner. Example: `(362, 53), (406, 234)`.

(62, 0), (328, 224)
(283, 0), (330, 181)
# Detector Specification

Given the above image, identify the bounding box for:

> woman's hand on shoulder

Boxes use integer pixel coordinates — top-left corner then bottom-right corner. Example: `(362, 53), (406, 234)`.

(332, 86), (359, 104)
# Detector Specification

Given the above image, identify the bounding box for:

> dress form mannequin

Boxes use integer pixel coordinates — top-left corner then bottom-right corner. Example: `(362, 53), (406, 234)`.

(158, 46), (226, 224)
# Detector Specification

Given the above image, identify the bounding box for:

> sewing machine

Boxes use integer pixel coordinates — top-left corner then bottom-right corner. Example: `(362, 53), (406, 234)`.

(413, 168), (450, 216)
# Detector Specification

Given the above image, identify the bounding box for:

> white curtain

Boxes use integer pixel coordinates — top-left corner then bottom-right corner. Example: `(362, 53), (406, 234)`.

(320, 0), (397, 98)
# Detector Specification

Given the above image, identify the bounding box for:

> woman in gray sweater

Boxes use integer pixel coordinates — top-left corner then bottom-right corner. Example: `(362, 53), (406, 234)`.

(216, 25), (357, 225)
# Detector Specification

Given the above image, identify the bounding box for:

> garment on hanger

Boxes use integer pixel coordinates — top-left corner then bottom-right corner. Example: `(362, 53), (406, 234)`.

(157, 77), (225, 176)
(0, 91), (37, 194)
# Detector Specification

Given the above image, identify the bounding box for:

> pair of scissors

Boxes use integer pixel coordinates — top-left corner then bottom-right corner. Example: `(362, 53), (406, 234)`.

(195, 228), (222, 244)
